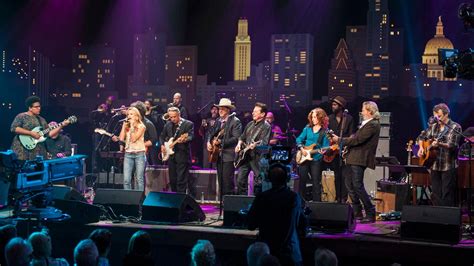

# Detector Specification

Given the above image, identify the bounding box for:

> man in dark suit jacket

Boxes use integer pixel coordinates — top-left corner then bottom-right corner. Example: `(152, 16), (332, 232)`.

(331, 101), (380, 223)
(326, 96), (355, 203)
(207, 98), (242, 195)
(160, 107), (194, 196)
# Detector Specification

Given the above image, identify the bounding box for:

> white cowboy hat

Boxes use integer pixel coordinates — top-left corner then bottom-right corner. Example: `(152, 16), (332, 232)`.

(214, 98), (236, 110)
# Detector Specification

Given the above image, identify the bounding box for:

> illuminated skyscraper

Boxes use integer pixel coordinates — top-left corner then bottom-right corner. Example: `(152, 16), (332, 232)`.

(328, 39), (357, 102)
(422, 16), (455, 81)
(234, 19), (251, 81)
(71, 45), (115, 99)
(28, 47), (50, 106)
(133, 28), (166, 85)
(270, 34), (314, 109)
(363, 0), (390, 99)
(346, 26), (367, 96)
(165, 46), (198, 109)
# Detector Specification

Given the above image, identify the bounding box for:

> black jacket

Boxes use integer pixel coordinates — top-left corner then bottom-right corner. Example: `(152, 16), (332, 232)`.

(160, 118), (194, 162)
(343, 119), (380, 169)
(209, 115), (242, 162)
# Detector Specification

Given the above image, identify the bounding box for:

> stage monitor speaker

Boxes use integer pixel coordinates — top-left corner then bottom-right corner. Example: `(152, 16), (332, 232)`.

(307, 202), (355, 232)
(51, 186), (100, 224)
(94, 189), (143, 217)
(223, 195), (255, 227)
(52, 185), (86, 202)
(401, 205), (461, 244)
(141, 192), (205, 223)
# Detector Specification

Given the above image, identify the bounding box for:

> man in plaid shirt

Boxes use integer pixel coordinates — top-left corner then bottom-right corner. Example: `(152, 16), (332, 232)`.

(417, 103), (462, 206)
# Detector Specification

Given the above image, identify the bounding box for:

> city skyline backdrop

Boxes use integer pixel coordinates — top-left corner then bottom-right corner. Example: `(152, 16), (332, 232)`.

(1, 0), (472, 104)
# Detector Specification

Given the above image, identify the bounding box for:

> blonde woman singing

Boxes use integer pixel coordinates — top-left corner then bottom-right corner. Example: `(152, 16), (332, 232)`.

(119, 107), (147, 190)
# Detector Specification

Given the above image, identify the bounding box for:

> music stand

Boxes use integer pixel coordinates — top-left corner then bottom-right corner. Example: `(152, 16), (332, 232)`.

(375, 156), (400, 181)
(399, 165), (431, 205)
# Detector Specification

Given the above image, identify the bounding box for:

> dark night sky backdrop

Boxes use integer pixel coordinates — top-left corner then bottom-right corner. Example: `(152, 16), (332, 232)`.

(0, 0), (472, 99)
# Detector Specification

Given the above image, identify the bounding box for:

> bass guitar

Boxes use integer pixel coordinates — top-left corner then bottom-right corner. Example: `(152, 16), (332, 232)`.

(162, 133), (189, 161)
(209, 128), (224, 163)
(20, 116), (77, 150)
(296, 144), (339, 165)
(234, 140), (263, 168)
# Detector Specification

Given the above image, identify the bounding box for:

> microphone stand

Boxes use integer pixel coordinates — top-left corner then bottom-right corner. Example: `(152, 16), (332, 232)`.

(337, 110), (347, 204)
(197, 100), (214, 114)
(218, 118), (228, 220)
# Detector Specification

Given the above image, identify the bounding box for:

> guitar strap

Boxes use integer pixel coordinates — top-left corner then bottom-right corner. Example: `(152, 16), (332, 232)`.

(316, 128), (325, 148)
(172, 120), (183, 139)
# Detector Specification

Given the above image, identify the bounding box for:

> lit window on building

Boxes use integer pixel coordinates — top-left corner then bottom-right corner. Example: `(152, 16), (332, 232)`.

(284, 78), (290, 87)
(381, 87), (388, 90)
(348, 83), (353, 87)
(373, 73), (381, 77)
(77, 79), (81, 83)
(72, 93), (82, 98)
(373, 66), (381, 70)
(132, 92), (138, 96)
(340, 79), (345, 83)
(366, 53), (373, 57)
(274, 74), (279, 81)
(365, 73), (373, 77)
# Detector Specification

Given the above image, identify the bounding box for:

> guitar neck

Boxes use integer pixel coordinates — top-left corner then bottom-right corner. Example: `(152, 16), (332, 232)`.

(42, 122), (65, 135)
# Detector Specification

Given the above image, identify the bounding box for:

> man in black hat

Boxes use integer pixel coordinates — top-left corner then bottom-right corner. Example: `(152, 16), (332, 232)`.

(326, 96), (355, 204)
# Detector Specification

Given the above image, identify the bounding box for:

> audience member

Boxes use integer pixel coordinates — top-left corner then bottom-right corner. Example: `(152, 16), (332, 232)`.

(74, 239), (98, 266)
(0, 224), (17, 266)
(88, 229), (112, 266)
(247, 163), (306, 266)
(4, 237), (33, 266)
(257, 254), (281, 266)
(28, 231), (69, 266)
(123, 231), (154, 266)
(190, 239), (216, 266)
(247, 242), (270, 266)
(314, 248), (338, 266)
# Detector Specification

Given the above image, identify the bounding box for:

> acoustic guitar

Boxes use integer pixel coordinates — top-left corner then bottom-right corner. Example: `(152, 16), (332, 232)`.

(418, 137), (442, 168)
(208, 128), (224, 163)
(234, 140), (263, 168)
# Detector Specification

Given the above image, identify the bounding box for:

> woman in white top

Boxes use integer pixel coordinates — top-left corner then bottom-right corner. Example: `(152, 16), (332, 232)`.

(120, 107), (147, 190)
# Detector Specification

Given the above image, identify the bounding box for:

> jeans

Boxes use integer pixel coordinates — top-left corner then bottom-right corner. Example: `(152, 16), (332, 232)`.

(431, 169), (457, 206)
(298, 160), (322, 201)
(346, 165), (375, 216)
(123, 152), (146, 191)
(237, 157), (262, 195)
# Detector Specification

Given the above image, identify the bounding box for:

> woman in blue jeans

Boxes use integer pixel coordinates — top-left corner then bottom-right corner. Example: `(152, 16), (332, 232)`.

(296, 108), (330, 201)
(119, 107), (147, 190)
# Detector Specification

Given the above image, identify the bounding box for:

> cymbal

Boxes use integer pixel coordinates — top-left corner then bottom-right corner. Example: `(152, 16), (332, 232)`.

(273, 135), (288, 140)
(287, 128), (300, 134)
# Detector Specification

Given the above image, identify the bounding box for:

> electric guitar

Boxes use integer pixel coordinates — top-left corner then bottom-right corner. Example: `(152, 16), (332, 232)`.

(208, 128), (224, 163)
(418, 136), (443, 168)
(19, 116), (77, 150)
(162, 133), (189, 161)
(94, 128), (126, 146)
(234, 140), (263, 168)
(323, 129), (340, 163)
(296, 144), (339, 165)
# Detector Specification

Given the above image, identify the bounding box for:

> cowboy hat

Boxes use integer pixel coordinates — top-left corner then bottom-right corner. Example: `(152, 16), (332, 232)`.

(214, 98), (236, 110)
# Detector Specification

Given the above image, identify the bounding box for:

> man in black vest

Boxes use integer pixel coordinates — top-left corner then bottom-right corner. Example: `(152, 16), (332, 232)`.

(331, 101), (380, 223)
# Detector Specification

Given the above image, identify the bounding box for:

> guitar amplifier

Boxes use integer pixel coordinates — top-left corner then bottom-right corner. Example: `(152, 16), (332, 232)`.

(375, 181), (410, 213)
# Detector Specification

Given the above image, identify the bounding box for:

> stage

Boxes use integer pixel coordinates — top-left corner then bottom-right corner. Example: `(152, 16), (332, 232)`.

(4, 203), (474, 266)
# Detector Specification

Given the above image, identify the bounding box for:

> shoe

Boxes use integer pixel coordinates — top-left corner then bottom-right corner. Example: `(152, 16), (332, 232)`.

(360, 216), (376, 224)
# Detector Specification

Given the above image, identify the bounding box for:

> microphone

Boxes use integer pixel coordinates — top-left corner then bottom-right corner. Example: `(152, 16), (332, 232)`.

(343, 109), (349, 113)
(119, 118), (129, 123)
(229, 112), (237, 117)
(428, 116), (438, 125)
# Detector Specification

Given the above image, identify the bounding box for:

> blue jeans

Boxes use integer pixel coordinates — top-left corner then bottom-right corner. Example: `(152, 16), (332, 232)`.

(123, 152), (146, 191)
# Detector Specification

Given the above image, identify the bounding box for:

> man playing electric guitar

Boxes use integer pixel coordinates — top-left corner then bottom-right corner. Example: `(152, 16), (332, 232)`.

(325, 96), (355, 203)
(417, 103), (462, 206)
(10, 96), (71, 160)
(235, 102), (271, 195)
(160, 107), (194, 196)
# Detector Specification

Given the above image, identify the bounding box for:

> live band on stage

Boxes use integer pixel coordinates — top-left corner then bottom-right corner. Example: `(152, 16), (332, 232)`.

(6, 93), (474, 224)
